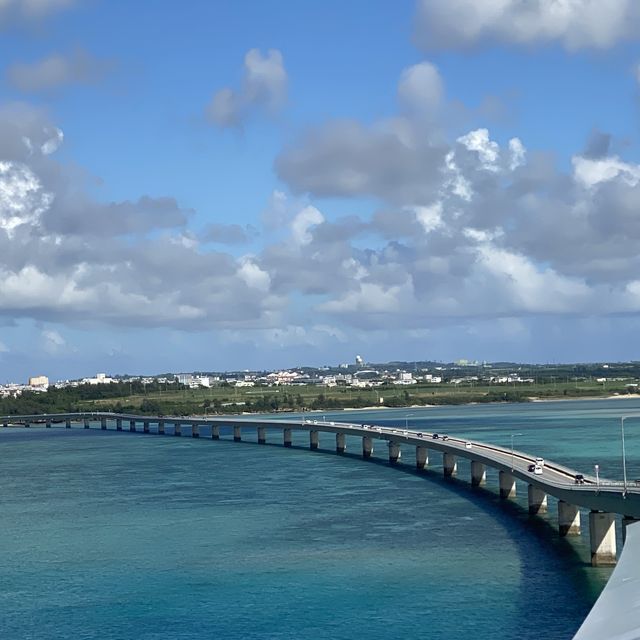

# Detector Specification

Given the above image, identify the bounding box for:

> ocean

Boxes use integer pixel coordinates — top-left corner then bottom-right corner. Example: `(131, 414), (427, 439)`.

(2, 397), (636, 639)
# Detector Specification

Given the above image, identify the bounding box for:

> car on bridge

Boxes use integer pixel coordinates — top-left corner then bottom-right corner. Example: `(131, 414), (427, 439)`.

(528, 464), (543, 475)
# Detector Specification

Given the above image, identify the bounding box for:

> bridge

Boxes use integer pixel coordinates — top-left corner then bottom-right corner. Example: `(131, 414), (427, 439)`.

(2, 410), (639, 569)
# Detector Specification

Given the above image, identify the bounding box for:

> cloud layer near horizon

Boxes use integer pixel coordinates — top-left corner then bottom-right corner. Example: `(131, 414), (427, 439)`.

(3, 56), (640, 352)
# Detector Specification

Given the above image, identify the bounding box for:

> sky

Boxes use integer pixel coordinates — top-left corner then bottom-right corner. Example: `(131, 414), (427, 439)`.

(2, 0), (640, 380)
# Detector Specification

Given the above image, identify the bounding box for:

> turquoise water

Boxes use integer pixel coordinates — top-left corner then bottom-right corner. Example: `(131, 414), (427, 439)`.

(2, 398), (635, 640)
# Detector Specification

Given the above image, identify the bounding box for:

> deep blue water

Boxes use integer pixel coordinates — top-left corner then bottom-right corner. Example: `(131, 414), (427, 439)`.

(2, 398), (635, 639)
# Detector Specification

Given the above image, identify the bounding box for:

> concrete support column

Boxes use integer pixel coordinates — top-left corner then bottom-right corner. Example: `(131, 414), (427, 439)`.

(46, 420), (52, 429)
(24, 422), (30, 428)
(233, 425), (242, 442)
(443, 452), (457, 477)
(158, 420), (165, 435)
(558, 501), (581, 537)
(211, 425), (220, 440)
(388, 441), (401, 464)
(84, 418), (90, 429)
(129, 420), (135, 432)
(283, 428), (292, 447)
(527, 484), (548, 515)
(257, 426), (266, 444)
(416, 446), (428, 470)
(499, 471), (516, 499)
(362, 436), (373, 458)
(471, 461), (486, 487)
(310, 430), (319, 450)
(589, 511), (617, 566)
(143, 421), (150, 434)
(192, 424), (200, 438)
(336, 432), (346, 454)
(116, 418), (122, 431)
(174, 422), (182, 437)
(100, 417), (107, 430)
(2, 422), (7, 428)
(622, 517), (640, 544)
(65, 419), (71, 429)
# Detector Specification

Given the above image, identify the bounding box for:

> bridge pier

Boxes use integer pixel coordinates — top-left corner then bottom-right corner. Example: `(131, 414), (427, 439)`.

(2, 421), (7, 428)
(65, 419), (71, 429)
(46, 420), (51, 429)
(499, 471), (516, 499)
(334, 432), (345, 453)
(116, 418), (122, 431)
(143, 421), (150, 434)
(362, 436), (373, 458)
(174, 422), (182, 437)
(310, 430), (319, 450)
(211, 425), (220, 440)
(129, 420), (135, 432)
(24, 422), (30, 428)
(416, 446), (428, 470)
(471, 461), (486, 487)
(558, 501), (581, 536)
(101, 417), (107, 430)
(527, 485), (547, 515)
(589, 511), (617, 566)
(192, 424), (200, 438)
(84, 418), (90, 429)
(158, 420), (165, 435)
(283, 428), (292, 447)
(443, 452), (457, 477)
(388, 441), (401, 464)
(257, 426), (266, 444)
(233, 426), (241, 442)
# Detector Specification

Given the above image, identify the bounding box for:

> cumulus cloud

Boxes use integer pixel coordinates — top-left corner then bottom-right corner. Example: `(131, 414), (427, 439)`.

(0, 105), (285, 331)
(206, 48), (287, 128)
(7, 49), (111, 93)
(272, 59), (640, 331)
(414, 0), (640, 51)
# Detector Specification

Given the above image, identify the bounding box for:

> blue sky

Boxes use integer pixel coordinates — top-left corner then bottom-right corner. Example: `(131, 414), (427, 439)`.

(2, 0), (640, 381)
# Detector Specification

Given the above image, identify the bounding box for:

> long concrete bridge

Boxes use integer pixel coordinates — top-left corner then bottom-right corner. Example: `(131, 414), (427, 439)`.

(2, 410), (639, 569)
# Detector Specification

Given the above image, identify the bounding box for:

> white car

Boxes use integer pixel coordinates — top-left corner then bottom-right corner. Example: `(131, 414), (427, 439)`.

(535, 457), (545, 467)
(465, 441), (472, 449)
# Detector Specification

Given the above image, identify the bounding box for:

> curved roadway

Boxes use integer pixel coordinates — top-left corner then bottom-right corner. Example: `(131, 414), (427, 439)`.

(2, 410), (640, 517)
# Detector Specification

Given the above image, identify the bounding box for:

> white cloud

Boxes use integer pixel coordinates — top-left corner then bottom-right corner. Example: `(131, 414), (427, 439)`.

(413, 202), (443, 233)
(397, 61), (443, 114)
(572, 154), (640, 188)
(238, 258), (270, 292)
(291, 205), (324, 246)
(207, 49), (287, 128)
(414, 0), (640, 51)
(457, 128), (500, 171)
(7, 50), (110, 93)
(0, 160), (52, 236)
(41, 328), (66, 354)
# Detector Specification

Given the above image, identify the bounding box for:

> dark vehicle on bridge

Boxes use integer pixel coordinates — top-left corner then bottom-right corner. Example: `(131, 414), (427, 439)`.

(574, 474), (585, 484)
(432, 433), (439, 439)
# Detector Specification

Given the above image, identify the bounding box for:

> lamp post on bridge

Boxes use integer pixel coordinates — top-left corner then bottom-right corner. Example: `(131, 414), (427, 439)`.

(595, 464), (600, 493)
(510, 433), (523, 472)
(620, 415), (640, 495)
